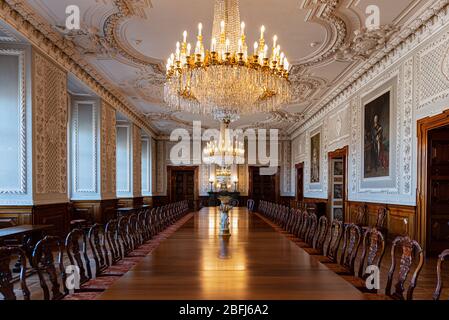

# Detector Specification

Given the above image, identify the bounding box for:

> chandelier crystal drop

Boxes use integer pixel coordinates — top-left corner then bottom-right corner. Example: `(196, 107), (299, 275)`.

(164, 0), (291, 121)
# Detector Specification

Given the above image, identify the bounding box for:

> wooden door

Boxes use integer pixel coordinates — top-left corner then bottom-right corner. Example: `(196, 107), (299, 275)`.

(172, 170), (195, 210)
(249, 167), (280, 209)
(296, 164), (304, 203)
(328, 147), (348, 222)
(427, 126), (449, 255)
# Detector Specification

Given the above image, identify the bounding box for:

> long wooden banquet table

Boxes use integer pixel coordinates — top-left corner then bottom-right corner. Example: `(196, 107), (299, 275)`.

(99, 207), (365, 300)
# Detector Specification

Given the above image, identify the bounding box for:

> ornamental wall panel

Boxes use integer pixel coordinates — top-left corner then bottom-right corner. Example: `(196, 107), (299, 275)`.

(132, 124), (142, 197)
(32, 50), (68, 205)
(101, 101), (117, 199)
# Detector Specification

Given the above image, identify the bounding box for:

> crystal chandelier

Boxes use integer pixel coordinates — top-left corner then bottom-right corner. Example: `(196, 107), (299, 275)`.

(203, 118), (245, 167)
(164, 0), (291, 121)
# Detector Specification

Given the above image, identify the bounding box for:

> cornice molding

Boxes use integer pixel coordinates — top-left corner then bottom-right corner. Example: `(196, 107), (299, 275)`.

(0, 0), (158, 138)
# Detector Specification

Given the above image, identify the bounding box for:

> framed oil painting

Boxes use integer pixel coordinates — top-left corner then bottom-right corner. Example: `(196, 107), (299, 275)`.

(363, 91), (390, 179)
(310, 133), (320, 183)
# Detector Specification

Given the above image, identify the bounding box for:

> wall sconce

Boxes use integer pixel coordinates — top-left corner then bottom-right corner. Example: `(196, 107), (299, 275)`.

(232, 177), (239, 192)
(209, 177), (215, 192)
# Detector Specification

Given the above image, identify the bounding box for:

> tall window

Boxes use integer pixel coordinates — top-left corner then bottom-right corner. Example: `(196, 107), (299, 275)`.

(0, 48), (29, 203)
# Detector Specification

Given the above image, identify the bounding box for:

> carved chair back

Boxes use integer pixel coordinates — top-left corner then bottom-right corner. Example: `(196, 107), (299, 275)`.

(433, 249), (449, 300)
(88, 224), (110, 276)
(305, 213), (318, 246)
(355, 204), (368, 226)
(128, 214), (141, 249)
(0, 247), (30, 300)
(385, 236), (424, 300)
(65, 228), (91, 285)
(325, 220), (344, 262)
(298, 211), (310, 240)
(140, 209), (151, 242)
(118, 216), (133, 256)
(293, 209), (304, 236)
(376, 207), (388, 230)
(358, 227), (386, 279)
(339, 224), (362, 275)
(149, 208), (157, 237)
(229, 199), (239, 208)
(286, 208), (296, 233)
(247, 199), (255, 212)
(105, 219), (121, 264)
(313, 216), (329, 253)
(32, 236), (67, 300)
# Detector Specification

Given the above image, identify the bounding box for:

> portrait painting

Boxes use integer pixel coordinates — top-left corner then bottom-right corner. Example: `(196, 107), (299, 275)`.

(310, 133), (320, 183)
(363, 91), (390, 179)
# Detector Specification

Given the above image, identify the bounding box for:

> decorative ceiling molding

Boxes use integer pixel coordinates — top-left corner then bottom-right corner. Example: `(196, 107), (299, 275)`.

(0, 0), (158, 137)
(144, 112), (200, 130)
(53, 25), (117, 58)
(296, 0), (348, 69)
(289, 0), (449, 137)
(102, 0), (163, 71)
(335, 25), (399, 62)
(289, 74), (328, 105)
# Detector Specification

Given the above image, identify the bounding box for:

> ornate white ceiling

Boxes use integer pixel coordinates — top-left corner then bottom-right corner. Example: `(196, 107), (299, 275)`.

(23, 0), (432, 134)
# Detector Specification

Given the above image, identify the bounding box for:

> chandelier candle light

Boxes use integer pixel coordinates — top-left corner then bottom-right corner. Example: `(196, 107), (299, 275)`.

(165, 0), (291, 121)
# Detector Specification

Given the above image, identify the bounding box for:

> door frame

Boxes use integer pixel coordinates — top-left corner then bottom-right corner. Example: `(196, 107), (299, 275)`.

(295, 163), (304, 203)
(248, 166), (281, 203)
(328, 146), (348, 221)
(417, 109), (449, 254)
(167, 166), (199, 210)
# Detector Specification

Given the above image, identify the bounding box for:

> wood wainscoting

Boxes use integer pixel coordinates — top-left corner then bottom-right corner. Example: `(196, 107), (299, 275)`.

(117, 197), (144, 208)
(347, 201), (416, 239)
(71, 199), (118, 224)
(32, 203), (70, 237)
(304, 198), (328, 217)
(0, 206), (33, 228)
(143, 197), (153, 207)
(0, 204), (69, 237)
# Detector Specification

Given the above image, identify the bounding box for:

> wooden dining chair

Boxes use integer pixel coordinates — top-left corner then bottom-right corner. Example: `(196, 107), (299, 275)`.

(340, 227), (385, 293)
(0, 247), (30, 300)
(375, 207), (388, 237)
(304, 216), (329, 256)
(247, 199), (255, 213)
(315, 219), (344, 264)
(105, 219), (121, 264)
(355, 204), (368, 228)
(296, 213), (318, 248)
(327, 223), (362, 276)
(65, 228), (91, 286)
(32, 236), (67, 300)
(364, 236), (424, 300)
(433, 249), (449, 300)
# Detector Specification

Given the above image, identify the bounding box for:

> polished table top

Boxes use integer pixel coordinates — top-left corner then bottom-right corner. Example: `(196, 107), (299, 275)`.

(0, 225), (52, 239)
(99, 207), (365, 300)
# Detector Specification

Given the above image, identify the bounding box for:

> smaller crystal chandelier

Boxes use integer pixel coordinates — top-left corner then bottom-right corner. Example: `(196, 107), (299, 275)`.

(203, 119), (245, 167)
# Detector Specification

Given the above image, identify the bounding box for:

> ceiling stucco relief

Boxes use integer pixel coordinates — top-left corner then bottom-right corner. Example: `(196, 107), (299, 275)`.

(296, 0), (348, 68)
(102, 0), (163, 70)
(54, 25), (117, 58)
(335, 25), (399, 62)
